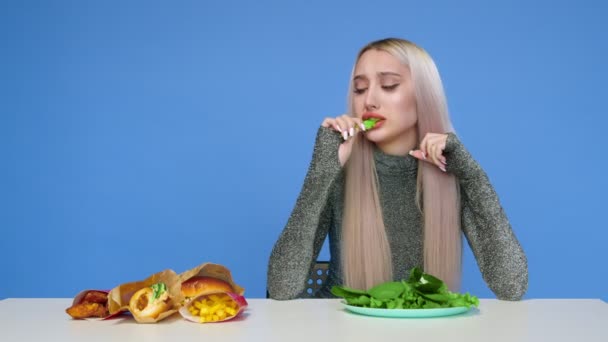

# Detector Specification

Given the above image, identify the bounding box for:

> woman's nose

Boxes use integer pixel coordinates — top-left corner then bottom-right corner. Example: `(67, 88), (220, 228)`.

(364, 88), (379, 111)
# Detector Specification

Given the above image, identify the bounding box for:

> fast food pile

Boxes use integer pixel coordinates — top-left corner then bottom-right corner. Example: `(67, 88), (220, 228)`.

(65, 263), (247, 324)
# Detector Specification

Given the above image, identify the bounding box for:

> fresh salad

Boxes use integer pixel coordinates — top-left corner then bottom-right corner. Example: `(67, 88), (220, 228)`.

(331, 267), (479, 309)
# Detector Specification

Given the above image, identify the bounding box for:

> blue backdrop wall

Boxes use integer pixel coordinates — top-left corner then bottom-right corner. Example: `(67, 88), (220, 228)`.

(1, 0), (606, 300)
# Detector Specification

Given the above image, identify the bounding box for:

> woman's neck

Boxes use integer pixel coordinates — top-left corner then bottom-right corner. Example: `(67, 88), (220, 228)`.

(375, 126), (418, 156)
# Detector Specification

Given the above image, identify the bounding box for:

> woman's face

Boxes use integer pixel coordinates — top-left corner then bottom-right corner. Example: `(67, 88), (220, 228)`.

(352, 49), (418, 155)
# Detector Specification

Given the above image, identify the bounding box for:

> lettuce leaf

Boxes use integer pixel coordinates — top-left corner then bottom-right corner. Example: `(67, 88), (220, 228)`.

(151, 282), (167, 302)
(363, 118), (380, 130)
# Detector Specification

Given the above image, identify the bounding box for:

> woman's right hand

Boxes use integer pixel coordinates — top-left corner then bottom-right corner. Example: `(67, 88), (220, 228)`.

(321, 115), (367, 167)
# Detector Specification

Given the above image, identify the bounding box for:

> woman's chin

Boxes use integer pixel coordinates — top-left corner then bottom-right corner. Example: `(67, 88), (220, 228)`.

(364, 130), (385, 143)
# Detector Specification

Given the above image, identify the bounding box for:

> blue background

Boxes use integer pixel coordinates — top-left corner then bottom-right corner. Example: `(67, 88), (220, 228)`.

(1, 0), (606, 300)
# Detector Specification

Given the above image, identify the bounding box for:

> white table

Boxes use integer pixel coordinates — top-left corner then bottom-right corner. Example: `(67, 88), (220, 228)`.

(1, 298), (606, 341)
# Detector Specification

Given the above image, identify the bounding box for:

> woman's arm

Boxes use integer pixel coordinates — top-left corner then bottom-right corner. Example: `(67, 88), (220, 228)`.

(444, 133), (528, 301)
(267, 127), (343, 300)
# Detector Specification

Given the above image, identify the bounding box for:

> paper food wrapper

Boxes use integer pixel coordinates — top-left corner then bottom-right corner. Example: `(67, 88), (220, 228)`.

(66, 289), (123, 320)
(107, 269), (183, 323)
(178, 262), (245, 297)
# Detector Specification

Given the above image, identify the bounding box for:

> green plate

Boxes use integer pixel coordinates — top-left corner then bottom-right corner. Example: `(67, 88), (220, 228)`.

(342, 302), (470, 318)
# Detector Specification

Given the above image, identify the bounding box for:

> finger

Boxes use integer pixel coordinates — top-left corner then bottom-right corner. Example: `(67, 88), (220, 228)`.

(428, 136), (446, 169)
(429, 142), (446, 172)
(343, 115), (363, 138)
(351, 117), (366, 132)
(321, 118), (338, 131)
(428, 141), (438, 166)
(321, 118), (341, 132)
(419, 135), (426, 156)
(438, 135), (448, 165)
(339, 115), (356, 137)
(432, 137), (443, 164)
(345, 116), (360, 137)
(438, 144), (447, 165)
(428, 134), (447, 165)
(335, 117), (350, 140)
(342, 117), (356, 139)
(410, 148), (446, 172)
(408, 149), (428, 161)
(418, 136), (429, 160)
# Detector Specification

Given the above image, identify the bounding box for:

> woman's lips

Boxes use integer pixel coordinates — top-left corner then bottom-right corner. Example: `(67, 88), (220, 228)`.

(372, 120), (385, 129)
(362, 112), (386, 129)
(362, 112), (386, 121)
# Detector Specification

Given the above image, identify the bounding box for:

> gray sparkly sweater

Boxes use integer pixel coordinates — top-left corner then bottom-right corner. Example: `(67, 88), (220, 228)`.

(267, 127), (528, 301)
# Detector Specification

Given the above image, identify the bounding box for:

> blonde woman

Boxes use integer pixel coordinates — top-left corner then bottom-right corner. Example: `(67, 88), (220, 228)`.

(267, 38), (528, 300)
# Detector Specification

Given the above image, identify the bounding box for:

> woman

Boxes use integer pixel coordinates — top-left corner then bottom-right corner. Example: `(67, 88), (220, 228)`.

(267, 38), (528, 301)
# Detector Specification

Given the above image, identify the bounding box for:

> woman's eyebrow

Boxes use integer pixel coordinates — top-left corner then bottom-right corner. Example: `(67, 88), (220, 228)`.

(354, 71), (401, 81)
(378, 71), (401, 78)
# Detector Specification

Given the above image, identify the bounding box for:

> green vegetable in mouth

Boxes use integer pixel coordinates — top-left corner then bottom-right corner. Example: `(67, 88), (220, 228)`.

(331, 267), (479, 309)
(151, 282), (167, 302)
(362, 118), (380, 130)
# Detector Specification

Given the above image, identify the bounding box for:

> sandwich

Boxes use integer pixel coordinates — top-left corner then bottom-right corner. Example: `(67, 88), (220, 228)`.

(181, 276), (235, 302)
(128, 282), (172, 320)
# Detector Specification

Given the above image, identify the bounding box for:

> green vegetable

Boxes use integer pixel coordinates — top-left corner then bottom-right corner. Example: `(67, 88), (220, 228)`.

(331, 267), (479, 309)
(347, 295), (371, 306)
(367, 282), (404, 300)
(331, 285), (368, 299)
(406, 267), (449, 293)
(150, 282), (167, 302)
(363, 118), (380, 130)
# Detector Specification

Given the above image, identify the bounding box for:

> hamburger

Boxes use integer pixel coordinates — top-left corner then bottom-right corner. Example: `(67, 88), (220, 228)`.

(181, 276), (235, 301)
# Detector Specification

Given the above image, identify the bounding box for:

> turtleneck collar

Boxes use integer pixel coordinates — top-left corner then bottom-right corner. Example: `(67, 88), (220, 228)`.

(373, 144), (419, 175)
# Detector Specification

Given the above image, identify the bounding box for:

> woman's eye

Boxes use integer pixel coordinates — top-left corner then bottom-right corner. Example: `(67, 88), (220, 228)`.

(382, 84), (399, 91)
(353, 88), (367, 94)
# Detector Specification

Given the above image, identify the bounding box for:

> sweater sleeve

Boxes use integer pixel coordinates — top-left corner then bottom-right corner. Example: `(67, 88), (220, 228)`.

(444, 133), (528, 301)
(267, 126), (343, 300)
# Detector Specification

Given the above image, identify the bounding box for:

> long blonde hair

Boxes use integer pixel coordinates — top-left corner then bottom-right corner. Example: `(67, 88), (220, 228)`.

(341, 38), (462, 291)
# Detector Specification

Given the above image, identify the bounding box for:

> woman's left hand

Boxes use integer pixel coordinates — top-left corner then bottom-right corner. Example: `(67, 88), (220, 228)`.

(409, 133), (448, 172)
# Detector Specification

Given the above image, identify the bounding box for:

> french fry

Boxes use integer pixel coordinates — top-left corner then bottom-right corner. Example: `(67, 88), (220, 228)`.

(179, 292), (247, 323)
